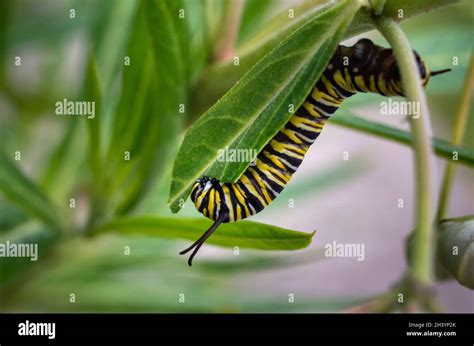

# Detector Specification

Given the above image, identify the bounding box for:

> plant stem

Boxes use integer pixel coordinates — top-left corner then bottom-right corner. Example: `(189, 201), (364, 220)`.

(331, 112), (474, 166)
(436, 53), (474, 221)
(214, 0), (244, 62)
(374, 17), (437, 285)
(370, 0), (386, 15)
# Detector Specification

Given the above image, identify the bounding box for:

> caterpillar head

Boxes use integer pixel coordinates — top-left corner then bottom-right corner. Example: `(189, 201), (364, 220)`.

(348, 39), (450, 96)
(197, 176), (210, 187)
(190, 176), (219, 203)
(387, 51), (430, 92)
(191, 176), (208, 203)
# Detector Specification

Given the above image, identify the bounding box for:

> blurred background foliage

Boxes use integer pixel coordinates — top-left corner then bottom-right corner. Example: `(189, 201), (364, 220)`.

(0, 0), (472, 312)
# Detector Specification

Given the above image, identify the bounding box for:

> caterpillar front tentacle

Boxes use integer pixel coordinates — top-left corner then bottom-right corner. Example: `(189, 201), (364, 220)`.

(180, 38), (450, 265)
(179, 213), (226, 267)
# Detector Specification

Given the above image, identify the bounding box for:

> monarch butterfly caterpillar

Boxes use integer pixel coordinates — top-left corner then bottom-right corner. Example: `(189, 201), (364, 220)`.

(181, 38), (450, 266)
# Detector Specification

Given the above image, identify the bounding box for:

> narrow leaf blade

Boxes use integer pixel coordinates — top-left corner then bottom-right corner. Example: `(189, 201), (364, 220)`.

(0, 151), (60, 226)
(94, 216), (315, 251)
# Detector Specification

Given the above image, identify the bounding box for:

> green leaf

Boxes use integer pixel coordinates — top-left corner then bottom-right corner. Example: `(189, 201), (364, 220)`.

(3, 1), (104, 48)
(376, 0), (458, 20)
(84, 55), (103, 180)
(0, 201), (25, 233)
(142, 0), (186, 102)
(0, 0), (8, 89)
(93, 216), (315, 251)
(103, 11), (156, 213)
(83, 55), (105, 225)
(0, 222), (58, 289)
(102, 1), (186, 215)
(94, 0), (139, 95)
(0, 150), (60, 227)
(331, 112), (474, 166)
(169, 0), (361, 212)
(40, 120), (88, 205)
(88, 1), (138, 160)
(237, 0), (334, 56)
(346, 0), (459, 38)
(237, 0), (275, 47)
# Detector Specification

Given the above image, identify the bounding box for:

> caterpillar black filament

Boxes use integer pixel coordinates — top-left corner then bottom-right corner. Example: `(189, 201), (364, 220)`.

(181, 38), (450, 266)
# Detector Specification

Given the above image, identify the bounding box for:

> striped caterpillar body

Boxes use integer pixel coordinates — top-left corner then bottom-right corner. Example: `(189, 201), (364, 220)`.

(181, 38), (450, 266)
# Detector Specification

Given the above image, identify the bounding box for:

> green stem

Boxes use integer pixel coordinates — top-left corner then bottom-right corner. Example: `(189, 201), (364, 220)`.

(370, 0), (386, 15)
(436, 53), (474, 221)
(375, 17), (437, 284)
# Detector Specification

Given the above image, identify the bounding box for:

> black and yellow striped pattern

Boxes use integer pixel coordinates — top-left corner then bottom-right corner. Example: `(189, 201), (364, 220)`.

(182, 38), (447, 266)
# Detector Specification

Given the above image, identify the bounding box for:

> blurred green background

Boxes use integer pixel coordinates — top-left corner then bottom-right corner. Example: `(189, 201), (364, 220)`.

(0, 0), (473, 312)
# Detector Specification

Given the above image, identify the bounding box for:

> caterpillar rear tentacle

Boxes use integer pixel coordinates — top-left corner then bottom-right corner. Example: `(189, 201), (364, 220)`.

(181, 38), (450, 266)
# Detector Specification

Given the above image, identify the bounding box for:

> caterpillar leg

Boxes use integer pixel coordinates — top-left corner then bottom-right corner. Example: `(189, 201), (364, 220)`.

(179, 213), (226, 266)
